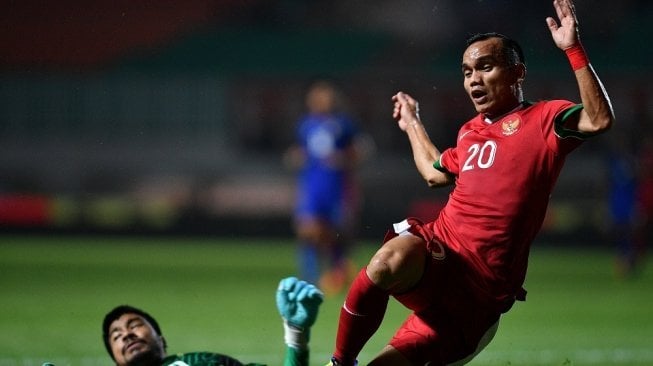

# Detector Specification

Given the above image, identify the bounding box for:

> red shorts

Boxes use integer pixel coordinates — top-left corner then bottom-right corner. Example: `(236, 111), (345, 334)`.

(385, 219), (504, 365)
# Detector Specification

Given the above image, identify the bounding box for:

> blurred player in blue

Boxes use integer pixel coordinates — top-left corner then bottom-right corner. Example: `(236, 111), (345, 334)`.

(285, 80), (371, 295)
(101, 277), (323, 366)
(605, 132), (639, 278)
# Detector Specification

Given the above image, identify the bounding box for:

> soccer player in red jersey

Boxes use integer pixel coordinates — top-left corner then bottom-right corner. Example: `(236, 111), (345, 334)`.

(327, 0), (614, 365)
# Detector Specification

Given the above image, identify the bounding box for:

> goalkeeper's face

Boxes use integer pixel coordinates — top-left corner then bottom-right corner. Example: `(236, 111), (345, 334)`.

(108, 313), (167, 366)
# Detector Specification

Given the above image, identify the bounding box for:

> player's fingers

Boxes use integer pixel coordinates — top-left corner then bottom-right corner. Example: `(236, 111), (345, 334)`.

(545, 17), (558, 32)
(293, 283), (323, 304)
(292, 280), (310, 297)
(556, 0), (571, 20)
(393, 104), (401, 117)
(281, 277), (303, 302)
(394, 91), (406, 103)
(295, 283), (311, 301)
(276, 280), (292, 313)
(278, 276), (298, 291)
(307, 286), (324, 303)
(401, 91), (416, 103)
(279, 276), (298, 289)
(552, 0), (563, 17)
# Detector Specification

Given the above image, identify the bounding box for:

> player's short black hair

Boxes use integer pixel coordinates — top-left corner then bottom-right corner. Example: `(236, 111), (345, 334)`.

(102, 305), (163, 360)
(465, 32), (525, 66)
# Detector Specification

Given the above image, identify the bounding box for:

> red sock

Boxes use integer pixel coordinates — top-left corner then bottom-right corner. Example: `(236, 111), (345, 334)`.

(333, 267), (389, 365)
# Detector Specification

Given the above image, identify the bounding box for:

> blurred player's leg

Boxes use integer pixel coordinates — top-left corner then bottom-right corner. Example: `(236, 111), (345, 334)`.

(299, 241), (319, 285)
(320, 238), (356, 296)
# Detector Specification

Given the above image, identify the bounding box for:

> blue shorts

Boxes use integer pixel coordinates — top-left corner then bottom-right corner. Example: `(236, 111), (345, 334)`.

(295, 185), (344, 226)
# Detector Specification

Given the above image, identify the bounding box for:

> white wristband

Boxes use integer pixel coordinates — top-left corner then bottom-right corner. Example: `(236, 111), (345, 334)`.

(283, 320), (309, 350)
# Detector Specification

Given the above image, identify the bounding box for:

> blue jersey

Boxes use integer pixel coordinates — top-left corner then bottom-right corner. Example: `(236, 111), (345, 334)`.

(295, 112), (358, 224)
(607, 152), (637, 224)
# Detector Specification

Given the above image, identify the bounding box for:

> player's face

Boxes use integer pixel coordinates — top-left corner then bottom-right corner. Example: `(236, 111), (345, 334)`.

(306, 84), (336, 114)
(462, 38), (523, 119)
(108, 313), (166, 366)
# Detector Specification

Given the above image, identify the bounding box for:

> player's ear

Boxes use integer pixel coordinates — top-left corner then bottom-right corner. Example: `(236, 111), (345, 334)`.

(161, 335), (168, 352)
(515, 62), (526, 83)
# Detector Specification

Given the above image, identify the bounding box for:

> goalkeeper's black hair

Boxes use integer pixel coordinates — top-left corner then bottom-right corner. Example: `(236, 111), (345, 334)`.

(102, 305), (164, 360)
(466, 32), (525, 66)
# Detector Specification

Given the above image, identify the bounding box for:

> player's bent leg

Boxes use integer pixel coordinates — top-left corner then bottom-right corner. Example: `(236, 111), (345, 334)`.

(447, 319), (500, 366)
(329, 233), (427, 366)
(367, 345), (413, 366)
(366, 233), (427, 293)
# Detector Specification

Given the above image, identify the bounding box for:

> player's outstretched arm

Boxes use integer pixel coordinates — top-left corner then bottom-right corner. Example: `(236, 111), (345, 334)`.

(276, 277), (324, 366)
(392, 91), (454, 188)
(546, 0), (614, 135)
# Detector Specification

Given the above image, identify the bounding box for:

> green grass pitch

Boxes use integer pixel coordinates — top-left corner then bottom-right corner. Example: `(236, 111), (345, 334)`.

(1, 235), (651, 366)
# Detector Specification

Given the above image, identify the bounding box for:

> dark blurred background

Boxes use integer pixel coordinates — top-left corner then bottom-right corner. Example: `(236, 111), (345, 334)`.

(1, 0), (652, 245)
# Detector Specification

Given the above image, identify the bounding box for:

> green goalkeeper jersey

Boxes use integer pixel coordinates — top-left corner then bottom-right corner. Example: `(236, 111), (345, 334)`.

(161, 347), (308, 366)
(161, 352), (263, 366)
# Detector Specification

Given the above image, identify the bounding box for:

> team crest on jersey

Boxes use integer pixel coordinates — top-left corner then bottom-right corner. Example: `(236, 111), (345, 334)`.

(501, 115), (521, 136)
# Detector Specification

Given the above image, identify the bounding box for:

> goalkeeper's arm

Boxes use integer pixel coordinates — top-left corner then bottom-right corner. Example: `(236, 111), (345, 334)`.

(276, 277), (324, 366)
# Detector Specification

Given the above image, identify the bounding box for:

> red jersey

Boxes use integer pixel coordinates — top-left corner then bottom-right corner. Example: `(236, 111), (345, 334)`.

(431, 100), (584, 303)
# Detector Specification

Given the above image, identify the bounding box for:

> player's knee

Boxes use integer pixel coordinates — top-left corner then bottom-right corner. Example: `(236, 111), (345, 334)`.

(367, 237), (425, 291)
(367, 249), (395, 284)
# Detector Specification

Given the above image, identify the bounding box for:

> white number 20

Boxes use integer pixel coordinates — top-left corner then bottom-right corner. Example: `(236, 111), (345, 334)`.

(462, 141), (497, 172)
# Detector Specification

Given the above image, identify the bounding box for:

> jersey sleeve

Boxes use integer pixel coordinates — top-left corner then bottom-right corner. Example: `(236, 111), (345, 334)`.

(437, 147), (459, 175)
(283, 345), (309, 366)
(554, 104), (586, 139)
(541, 100), (586, 155)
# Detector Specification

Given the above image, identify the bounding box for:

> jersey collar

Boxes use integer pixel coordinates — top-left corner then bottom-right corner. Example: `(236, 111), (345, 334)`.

(483, 101), (527, 124)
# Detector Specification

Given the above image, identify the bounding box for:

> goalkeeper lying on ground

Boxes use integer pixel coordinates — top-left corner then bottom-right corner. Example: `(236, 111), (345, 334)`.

(100, 277), (323, 366)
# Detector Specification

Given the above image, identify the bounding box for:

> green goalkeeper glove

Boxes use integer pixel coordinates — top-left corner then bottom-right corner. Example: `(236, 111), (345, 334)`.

(276, 277), (324, 350)
(276, 277), (324, 328)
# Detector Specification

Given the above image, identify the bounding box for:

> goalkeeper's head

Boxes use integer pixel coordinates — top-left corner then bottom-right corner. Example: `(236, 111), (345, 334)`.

(102, 305), (167, 366)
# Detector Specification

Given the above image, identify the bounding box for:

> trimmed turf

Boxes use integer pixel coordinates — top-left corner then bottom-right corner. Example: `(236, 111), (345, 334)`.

(0, 235), (650, 366)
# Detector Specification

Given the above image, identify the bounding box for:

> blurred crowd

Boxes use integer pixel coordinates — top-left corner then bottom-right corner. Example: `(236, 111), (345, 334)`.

(1, 0), (652, 262)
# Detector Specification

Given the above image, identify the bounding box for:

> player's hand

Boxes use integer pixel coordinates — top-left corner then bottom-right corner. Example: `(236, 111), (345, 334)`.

(276, 277), (324, 329)
(392, 92), (421, 132)
(546, 0), (580, 50)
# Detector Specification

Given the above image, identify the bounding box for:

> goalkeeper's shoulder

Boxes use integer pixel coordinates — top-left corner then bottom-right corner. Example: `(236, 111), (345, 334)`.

(162, 352), (264, 366)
